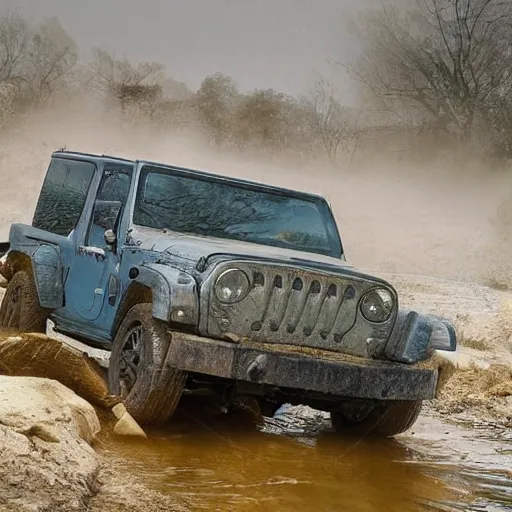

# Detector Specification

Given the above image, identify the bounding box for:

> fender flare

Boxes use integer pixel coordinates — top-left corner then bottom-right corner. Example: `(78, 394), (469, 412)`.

(7, 244), (63, 310)
(134, 263), (199, 326)
(385, 310), (457, 363)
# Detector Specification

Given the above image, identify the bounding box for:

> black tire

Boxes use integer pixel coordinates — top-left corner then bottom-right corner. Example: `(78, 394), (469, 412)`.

(108, 303), (186, 425)
(331, 400), (422, 438)
(0, 270), (48, 332)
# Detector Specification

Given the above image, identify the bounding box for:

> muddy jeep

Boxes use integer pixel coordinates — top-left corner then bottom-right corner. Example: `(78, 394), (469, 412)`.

(0, 150), (456, 436)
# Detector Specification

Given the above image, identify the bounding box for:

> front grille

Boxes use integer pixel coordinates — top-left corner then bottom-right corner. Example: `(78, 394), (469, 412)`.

(205, 262), (394, 356)
(248, 270), (358, 343)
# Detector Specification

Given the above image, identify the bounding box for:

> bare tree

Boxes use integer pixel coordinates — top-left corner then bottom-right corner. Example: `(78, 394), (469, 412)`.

(303, 76), (360, 164)
(0, 11), (29, 84)
(0, 12), (77, 120)
(26, 17), (78, 103)
(348, 0), (512, 145)
(88, 48), (165, 112)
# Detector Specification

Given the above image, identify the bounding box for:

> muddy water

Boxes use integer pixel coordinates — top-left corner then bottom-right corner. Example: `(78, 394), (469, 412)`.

(94, 407), (512, 512)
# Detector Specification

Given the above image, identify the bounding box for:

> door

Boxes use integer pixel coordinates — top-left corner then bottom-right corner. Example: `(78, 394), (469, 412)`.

(63, 164), (132, 324)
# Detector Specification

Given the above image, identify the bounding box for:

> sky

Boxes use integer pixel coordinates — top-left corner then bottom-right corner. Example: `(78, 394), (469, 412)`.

(1, 0), (387, 98)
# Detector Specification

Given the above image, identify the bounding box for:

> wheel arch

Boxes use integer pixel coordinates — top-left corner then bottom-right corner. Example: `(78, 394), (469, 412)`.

(111, 281), (153, 336)
(3, 246), (63, 310)
(110, 263), (198, 338)
(108, 300), (186, 425)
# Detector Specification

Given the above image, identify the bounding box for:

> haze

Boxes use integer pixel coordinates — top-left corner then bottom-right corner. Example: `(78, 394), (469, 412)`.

(1, 0), (510, 289)
(0, 0), (384, 95)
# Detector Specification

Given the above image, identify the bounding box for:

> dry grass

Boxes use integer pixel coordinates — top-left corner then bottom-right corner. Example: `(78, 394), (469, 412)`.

(435, 363), (512, 422)
(482, 272), (512, 291)
(459, 336), (491, 351)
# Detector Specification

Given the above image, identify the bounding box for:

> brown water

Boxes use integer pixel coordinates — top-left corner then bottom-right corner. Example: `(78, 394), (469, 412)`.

(94, 407), (512, 512)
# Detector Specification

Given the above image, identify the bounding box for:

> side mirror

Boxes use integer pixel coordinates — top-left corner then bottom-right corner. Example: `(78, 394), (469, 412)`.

(104, 229), (117, 246)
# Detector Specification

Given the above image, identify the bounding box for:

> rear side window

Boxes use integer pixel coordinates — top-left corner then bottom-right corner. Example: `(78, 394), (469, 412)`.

(32, 158), (96, 236)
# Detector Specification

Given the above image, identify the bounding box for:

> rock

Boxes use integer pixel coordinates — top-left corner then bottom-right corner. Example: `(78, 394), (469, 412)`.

(0, 376), (101, 511)
(112, 403), (147, 438)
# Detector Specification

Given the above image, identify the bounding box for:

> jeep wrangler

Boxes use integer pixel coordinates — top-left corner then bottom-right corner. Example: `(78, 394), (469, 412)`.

(0, 151), (456, 436)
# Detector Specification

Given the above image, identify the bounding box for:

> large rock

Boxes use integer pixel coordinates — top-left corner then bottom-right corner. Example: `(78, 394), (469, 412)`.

(0, 376), (101, 511)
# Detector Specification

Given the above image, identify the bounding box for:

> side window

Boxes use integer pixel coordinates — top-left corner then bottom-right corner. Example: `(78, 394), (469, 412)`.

(86, 166), (132, 247)
(32, 158), (96, 236)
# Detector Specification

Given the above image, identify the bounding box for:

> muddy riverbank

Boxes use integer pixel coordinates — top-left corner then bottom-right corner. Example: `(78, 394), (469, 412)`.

(0, 274), (511, 510)
(386, 272), (512, 428)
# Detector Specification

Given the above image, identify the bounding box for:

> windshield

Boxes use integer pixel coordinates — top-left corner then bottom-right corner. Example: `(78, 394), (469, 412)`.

(133, 165), (342, 258)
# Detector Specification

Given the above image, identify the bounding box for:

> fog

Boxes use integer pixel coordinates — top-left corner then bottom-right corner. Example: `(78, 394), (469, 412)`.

(0, 0), (382, 95)
(1, 101), (510, 289)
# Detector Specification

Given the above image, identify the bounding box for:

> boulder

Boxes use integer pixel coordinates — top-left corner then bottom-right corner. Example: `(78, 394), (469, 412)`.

(0, 376), (101, 511)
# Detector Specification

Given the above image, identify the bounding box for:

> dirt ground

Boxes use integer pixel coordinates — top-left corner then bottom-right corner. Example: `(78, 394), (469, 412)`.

(387, 272), (512, 427)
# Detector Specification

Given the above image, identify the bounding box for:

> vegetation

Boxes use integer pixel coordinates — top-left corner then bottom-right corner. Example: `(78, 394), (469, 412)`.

(347, 0), (512, 159)
(1, 1), (512, 163)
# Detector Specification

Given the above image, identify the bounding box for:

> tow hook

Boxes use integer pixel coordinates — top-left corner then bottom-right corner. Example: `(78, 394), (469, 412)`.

(247, 355), (268, 382)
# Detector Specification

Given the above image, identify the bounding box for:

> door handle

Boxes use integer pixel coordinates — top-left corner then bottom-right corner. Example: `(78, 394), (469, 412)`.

(78, 246), (106, 261)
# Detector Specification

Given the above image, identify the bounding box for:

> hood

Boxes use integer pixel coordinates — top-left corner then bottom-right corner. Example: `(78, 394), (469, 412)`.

(129, 226), (388, 284)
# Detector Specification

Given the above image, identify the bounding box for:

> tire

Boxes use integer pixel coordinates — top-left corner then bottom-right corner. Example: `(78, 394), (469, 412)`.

(0, 270), (48, 332)
(108, 303), (186, 425)
(331, 400), (422, 438)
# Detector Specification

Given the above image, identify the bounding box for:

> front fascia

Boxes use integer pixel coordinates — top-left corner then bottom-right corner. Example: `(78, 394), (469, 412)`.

(198, 258), (398, 359)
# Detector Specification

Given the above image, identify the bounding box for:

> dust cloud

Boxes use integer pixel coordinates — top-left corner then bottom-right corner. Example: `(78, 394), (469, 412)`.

(1, 98), (511, 288)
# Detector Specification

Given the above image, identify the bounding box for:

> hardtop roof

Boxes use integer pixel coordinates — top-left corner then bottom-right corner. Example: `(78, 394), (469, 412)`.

(51, 150), (328, 203)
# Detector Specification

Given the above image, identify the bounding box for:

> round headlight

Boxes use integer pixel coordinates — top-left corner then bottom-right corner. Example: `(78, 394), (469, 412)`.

(360, 288), (394, 323)
(214, 269), (250, 304)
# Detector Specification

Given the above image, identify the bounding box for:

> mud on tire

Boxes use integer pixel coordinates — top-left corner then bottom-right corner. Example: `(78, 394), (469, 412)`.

(331, 400), (422, 438)
(0, 270), (49, 332)
(108, 303), (186, 425)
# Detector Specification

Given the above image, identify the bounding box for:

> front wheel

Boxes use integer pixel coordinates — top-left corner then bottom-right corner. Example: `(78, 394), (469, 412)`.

(331, 400), (422, 438)
(108, 303), (186, 425)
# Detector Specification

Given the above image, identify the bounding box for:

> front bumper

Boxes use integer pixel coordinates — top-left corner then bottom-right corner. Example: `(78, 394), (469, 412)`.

(166, 331), (440, 401)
